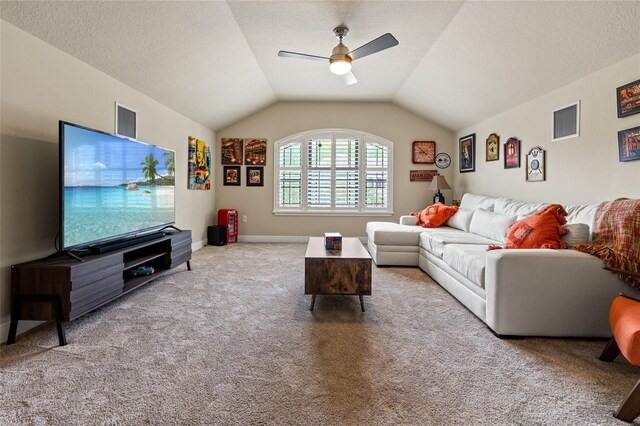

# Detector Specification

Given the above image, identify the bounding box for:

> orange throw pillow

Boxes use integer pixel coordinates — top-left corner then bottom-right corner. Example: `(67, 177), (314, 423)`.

(411, 203), (459, 228)
(502, 204), (568, 249)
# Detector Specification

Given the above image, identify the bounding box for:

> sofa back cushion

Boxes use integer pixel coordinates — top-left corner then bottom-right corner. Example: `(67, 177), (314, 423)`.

(469, 210), (518, 243)
(561, 223), (590, 247)
(494, 198), (548, 217)
(565, 204), (597, 226)
(564, 204), (597, 241)
(459, 193), (497, 212)
(446, 208), (475, 232)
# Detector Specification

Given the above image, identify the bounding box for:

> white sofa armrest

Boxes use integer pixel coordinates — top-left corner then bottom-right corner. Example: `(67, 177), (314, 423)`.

(400, 215), (418, 226)
(484, 249), (640, 337)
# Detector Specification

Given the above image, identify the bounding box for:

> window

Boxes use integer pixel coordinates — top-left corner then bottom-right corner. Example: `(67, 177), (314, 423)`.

(274, 129), (393, 215)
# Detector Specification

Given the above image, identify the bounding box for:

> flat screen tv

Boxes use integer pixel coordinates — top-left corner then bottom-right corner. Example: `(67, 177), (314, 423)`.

(60, 121), (175, 251)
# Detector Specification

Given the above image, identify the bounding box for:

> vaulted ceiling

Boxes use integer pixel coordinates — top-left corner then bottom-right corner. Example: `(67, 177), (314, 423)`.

(2, 1), (639, 132)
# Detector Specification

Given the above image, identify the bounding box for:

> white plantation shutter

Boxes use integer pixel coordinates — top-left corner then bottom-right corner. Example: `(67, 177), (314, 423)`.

(365, 142), (389, 208)
(274, 130), (392, 215)
(278, 141), (302, 207)
(335, 135), (359, 208)
(307, 137), (332, 208)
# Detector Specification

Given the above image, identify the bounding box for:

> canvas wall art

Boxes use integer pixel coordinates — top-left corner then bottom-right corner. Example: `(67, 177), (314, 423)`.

(245, 138), (267, 165)
(188, 136), (210, 190)
(221, 138), (243, 165)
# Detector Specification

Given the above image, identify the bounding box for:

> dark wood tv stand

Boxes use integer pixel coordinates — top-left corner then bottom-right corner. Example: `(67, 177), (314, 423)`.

(8, 230), (192, 346)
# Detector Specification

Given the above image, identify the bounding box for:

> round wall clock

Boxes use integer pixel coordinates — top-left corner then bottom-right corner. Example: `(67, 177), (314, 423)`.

(435, 152), (451, 169)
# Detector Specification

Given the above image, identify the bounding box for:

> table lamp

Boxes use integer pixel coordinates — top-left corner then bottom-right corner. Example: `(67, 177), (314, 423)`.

(428, 175), (451, 204)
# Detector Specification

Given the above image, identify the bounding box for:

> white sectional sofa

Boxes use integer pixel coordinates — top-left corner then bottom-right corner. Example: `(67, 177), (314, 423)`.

(366, 193), (640, 337)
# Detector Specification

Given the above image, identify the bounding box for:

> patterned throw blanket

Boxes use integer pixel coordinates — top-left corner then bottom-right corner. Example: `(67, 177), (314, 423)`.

(574, 199), (640, 288)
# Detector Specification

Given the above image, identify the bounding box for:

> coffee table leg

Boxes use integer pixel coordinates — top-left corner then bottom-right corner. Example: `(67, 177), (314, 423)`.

(310, 293), (317, 311)
(359, 293), (365, 312)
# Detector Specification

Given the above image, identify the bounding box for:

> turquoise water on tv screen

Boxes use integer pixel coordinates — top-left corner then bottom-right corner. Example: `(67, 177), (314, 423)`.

(62, 124), (175, 249)
(64, 186), (175, 248)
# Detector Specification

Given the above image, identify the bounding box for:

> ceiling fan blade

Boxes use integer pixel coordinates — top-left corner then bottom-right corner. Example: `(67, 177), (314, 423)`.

(342, 70), (358, 86)
(278, 50), (329, 62)
(348, 33), (399, 61)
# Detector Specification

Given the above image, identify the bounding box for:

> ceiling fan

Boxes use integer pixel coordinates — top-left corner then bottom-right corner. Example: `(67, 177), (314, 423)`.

(278, 27), (399, 86)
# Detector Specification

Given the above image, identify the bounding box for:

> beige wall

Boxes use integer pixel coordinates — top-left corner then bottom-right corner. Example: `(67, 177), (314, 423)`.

(0, 22), (216, 337)
(217, 102), (455, 238)
(454, 53), (640, 205)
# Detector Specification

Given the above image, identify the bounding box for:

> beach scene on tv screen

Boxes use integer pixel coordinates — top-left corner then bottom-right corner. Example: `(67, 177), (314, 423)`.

(63, 125), (175, 249)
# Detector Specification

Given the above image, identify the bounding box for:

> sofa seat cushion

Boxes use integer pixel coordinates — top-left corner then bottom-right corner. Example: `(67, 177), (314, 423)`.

(366, 221), (429, 246)
(420, 232), (498, 259)
(442, 244), (490, 288)
(368, 241), (419, 253)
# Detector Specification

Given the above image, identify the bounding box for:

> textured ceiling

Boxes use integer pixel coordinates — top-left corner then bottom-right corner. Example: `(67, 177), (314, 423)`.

(2, 1), (639, 132)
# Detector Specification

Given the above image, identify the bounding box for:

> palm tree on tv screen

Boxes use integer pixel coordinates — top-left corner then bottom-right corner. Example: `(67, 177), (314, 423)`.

(163, 151), (175, 177)
(141, 154), (159, 184)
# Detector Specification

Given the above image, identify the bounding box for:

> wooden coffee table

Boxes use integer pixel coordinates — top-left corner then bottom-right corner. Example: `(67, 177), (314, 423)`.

(304, 237), (372, 311)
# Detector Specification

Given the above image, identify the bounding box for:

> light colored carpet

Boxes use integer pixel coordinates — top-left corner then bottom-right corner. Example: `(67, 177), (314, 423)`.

(1, 243), (639, 425)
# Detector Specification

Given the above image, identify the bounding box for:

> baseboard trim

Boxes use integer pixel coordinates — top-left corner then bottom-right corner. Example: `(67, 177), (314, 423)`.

(192, 239), (206, 251)
(1, 319), (45, 345)
(238, 235), (310, 243)
(237, 235), (367, 244)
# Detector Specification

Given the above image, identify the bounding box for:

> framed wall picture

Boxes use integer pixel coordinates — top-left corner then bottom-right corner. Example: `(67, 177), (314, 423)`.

(246, 166), (264, 186)
(552, 101), (580, 142)
(486, 133), (499, 161)
(617, 79), (640, 118)
(412, 141), (436, 164)
(504, 137), (521, 169)
(618, 126), (640, 162)
(223, 166), (241, 186)
(458, 134), (475, 173)
(245, 138), (267, 165)
(221, 138), (243, 165)
(526, 146), (545, 182)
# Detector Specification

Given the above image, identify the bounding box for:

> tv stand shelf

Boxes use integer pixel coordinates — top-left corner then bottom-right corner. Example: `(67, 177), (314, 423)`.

(8, 230), (192, 346)
(124, 252), (167, 270)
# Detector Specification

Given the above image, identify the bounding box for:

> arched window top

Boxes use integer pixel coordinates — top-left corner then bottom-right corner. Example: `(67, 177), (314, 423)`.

(273, 129), (393, 216)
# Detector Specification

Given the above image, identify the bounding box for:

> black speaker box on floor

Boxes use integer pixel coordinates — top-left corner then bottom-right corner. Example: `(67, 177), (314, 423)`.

(207, 225), (227, 246)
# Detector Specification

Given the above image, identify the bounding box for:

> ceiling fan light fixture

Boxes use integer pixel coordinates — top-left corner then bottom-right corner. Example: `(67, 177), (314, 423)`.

(329, 42), (352, 75)
(329, 57), (352, 75)
(277, 25), (398, 86)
